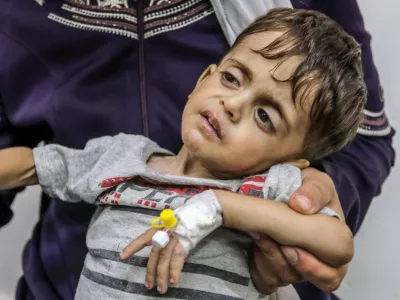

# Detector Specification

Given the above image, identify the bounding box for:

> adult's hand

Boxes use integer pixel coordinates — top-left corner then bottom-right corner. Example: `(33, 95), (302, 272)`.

(250, 168), (349, 294)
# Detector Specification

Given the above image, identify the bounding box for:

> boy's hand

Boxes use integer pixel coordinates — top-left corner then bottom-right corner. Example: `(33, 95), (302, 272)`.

(250, 168), (348, 294)
(121, 228), (188, 294)
(121, 190), (221, 294)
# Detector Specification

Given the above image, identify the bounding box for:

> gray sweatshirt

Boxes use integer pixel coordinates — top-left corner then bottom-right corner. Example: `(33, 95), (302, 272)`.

(33, 133), (321, 300)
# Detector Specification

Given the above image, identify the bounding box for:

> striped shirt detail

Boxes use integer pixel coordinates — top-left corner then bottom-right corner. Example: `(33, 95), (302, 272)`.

(82, 267), (245, 300)
(359, 109), (391, 136)
(89, 249), (250, 286)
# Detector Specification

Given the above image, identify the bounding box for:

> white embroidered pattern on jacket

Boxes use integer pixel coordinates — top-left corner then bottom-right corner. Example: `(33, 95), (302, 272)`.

(48, 13), (138, 39)
(62, 4), (137, 23)
(34, 0), (45, 6)
(97, 0), (128, 8)
(47, 0), (214, 39)
(149, 0), (171, 6)
(358, 108), (391, 136)
(145, 0), (203, 22)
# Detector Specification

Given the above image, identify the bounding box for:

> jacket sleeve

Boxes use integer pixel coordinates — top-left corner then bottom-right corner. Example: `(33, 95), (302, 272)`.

(0, 27), (55, 227)
(0, 100), (41, 227)
(307, 0), (395, 233)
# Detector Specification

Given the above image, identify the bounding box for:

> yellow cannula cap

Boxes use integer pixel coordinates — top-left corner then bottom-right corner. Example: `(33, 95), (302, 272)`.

(159, 209), (177, 228)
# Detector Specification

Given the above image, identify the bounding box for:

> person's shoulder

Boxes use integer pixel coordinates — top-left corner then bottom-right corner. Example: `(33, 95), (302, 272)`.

(113, 133), (172, 157)
(113, 133), (159, 149)
(114, 133), (151, 143)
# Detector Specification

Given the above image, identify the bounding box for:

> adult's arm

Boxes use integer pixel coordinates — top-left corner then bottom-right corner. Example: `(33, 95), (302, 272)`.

(304, 0), (395, 234)
(250, 0), (395, 294)
(0, 101), (42, 227)
(0, 5), (55, 226)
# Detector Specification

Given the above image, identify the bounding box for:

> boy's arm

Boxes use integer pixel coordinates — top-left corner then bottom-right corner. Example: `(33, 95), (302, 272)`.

(169, 181), (352, 267)
(0, 135), (120, 203)
(230, 164), (347, 266)
(214, 190), (353, 267)
(0, 147), (37, 189)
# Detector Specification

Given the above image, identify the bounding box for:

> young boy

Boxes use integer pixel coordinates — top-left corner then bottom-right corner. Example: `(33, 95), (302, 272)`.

(0, 8), (365, 300)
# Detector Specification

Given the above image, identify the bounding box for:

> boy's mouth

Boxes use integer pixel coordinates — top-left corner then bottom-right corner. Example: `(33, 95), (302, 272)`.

(200, 111), (222, 140)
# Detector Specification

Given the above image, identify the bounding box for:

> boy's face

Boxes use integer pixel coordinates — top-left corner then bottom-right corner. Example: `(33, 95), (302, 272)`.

(181, 31), (313, 178)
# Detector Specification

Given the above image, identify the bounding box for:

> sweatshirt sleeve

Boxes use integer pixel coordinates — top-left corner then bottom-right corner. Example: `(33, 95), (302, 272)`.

(33, 135), (115, 204)
(240, 165), (340, 219)
(238, 165), (301, 203)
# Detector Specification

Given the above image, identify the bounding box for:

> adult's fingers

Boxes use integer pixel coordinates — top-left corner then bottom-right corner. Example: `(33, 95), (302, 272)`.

(120, 228), (157, 260)
(282, 247), (348, 292)
(250, 235), (302, 294)
(289, 168), (344, 220)
(250, 253), (278, 295)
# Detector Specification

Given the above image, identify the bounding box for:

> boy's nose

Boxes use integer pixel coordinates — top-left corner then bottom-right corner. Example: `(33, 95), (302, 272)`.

(219, 97), (246, 123)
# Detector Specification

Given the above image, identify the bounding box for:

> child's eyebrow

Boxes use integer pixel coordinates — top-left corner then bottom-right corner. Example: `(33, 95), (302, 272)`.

(227, 58), (253, 81)
(227, 57), (294, 132)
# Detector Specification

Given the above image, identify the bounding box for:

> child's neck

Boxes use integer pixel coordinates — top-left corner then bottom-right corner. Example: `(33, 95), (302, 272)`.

(147, 146), (216, 179)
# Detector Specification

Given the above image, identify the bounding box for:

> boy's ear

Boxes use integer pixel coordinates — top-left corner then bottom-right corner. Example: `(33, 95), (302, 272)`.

(190, 64), (217, 96)
(284, 159), (310, 170)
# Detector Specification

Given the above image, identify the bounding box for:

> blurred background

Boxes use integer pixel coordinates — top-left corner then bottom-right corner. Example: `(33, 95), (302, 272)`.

(0, 0), (399, 299)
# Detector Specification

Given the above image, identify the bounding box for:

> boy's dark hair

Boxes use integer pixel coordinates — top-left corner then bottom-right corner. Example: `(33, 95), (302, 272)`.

(233, 8), (367, 160)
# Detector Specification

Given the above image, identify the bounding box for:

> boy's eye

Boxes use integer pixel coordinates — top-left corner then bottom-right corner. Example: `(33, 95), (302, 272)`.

(222, 72), (240, 88)
(256, 108), (275, 132)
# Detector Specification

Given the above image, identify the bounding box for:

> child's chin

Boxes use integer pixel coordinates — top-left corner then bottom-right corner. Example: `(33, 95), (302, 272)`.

(182, 129), (205, 152)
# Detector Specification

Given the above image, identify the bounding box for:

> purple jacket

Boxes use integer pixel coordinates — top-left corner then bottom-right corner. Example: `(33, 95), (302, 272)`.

(0, 0), (395, 300)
